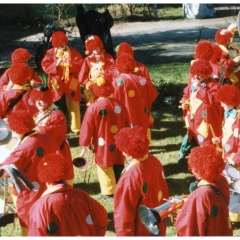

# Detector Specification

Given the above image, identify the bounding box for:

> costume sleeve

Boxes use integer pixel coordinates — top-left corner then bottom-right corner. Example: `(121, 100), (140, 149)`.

(41, 49), (61, 75)
(0, 69), (9, 91)
(78, 58), (90, 85)
(69, 48), (83, 73)
(32, 70), (42, 83)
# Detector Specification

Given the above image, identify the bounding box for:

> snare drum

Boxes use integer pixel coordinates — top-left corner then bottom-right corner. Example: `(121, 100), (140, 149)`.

(225, 165), (240, 180)
(229, 191), (240, 222)
(233, 180), (240, 193)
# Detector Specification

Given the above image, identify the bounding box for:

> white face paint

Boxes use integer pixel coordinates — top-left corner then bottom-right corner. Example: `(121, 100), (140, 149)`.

(35, 100), (49, 112)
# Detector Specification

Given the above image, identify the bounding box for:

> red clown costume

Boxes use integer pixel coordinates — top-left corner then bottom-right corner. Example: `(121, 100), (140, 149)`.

(78, 35), (115, 105)
(0, 63), (38, 118)
(176, 145), (233, 236)
(28, 153), (108, 236)
(0, 110), (65, 236)
(79, 76), (130, 198)
(0, 48), (42, 92)
(113, 126), (169, 236)
(41, 31), (83, 134)
(30, 85), (74, 185)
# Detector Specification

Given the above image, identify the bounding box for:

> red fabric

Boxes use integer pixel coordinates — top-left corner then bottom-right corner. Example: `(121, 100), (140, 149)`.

(0, 132), (63, 227)
(28, 185), (108, 236)
(41, 47), (83, 101)
(176, 176), (233, 236)
(114, 154), (169, 236)
(79, 97), (130, 167)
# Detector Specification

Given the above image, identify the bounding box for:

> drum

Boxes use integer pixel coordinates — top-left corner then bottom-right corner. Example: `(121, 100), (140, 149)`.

(225, 165), (240, 180)
(233, 180), (240, 193)
(229, 191), (240, 222)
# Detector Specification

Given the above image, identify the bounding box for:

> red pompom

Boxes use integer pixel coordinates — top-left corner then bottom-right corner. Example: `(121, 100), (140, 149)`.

(116, 42), (134, 58)
(116, 53), (136, 74)
(11, 48), (31, 64)
(216, 84), (240, 106)
(52, 31), (68, 48)
(215, 28), (233, 45)
(189, 59), (213, 76)
(92, 77), (113, 98)
(194, 40), (213, 61)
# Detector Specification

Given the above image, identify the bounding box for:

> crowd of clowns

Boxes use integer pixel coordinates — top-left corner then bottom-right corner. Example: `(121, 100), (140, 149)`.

(1, 20), (240, 236)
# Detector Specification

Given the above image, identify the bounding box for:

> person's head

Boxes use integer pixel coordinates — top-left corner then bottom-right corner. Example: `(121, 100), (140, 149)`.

(92, 75), (114, 98)
(115, 42), (134, 59)
(8, 110), (36, 135)
(193, 40), (213, 61)
(116, 53), (136, 74)
(8, 63), (32, 85)
(216, 84), (240, 111)
(210, 43), (222, 64)
(30, 84), (53, 112)
(85, 35), (104, 58)
(215, 28), (233, 47)
(38, 153), (68, 184)
(189, 59), (213, 82)
(188, 145), (225, 182)
(114, 126), (149, 159)
(11, 48), (31, 64)
(51, 31), (68, 49)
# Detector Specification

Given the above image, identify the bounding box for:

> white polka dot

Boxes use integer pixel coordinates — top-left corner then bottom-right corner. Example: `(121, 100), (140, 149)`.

(234, 128), (239, 138)
(28, 98), (34, 106)
(31, 181), (40, 191)
(197, 135), (204, 142)
(139, 78), (146, 86)
(86, 214), (93, 225)
(115, 106), (121, 114)
(98, 138), (105, 146)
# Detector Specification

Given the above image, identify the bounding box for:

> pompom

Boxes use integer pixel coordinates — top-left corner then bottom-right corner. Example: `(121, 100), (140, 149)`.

(11, 48), (31, 64)
(85, 35), (103, 54)
(194, 40), (213, 61)
(30, 85), (53, 105)
(38, 153), (68, 183)
(114, 126), (149, 159)
(8, 110), (36, 135)
(188, 145), (225, 182)
(215, 28), (233, 45)
(52, 31), (68, 48)
(189, 59), (213, 76)
(92, 76), (113, 98)
(8, 63), (32, 85)
(116, 42), (134, 58)
(116, 53), (136, 74)
(210, 43), (222, 63)
(216, 84), (240, 106)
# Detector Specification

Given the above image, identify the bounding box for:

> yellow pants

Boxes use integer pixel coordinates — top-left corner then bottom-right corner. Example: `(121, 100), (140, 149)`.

(96, 165), (116, 195)
(65, 95), (81, 133)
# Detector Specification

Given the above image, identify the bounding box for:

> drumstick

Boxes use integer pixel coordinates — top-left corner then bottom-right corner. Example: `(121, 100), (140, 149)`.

(208, 123), (222, 152)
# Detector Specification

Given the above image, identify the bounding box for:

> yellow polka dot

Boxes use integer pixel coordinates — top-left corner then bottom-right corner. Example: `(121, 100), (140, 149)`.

(128, 90), (135, 97)
(110, 125), (118, 133)
(158, 191), (163, 202)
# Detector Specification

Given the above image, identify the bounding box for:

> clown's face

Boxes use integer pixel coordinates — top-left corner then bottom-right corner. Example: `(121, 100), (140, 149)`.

(35, 99), (49, 112)
(92, 47), (102, 60)
(57, 42), (66, 50)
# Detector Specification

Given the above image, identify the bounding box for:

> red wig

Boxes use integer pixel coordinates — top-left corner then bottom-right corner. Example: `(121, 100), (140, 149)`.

(194, 40), (213, 61)
(30, 87), (54, 105)
(8, 63), (32, 85)
(11, 48), (31, 64)
(116, 53), (136, 74)
(52, 31), (68, 48)
(114, 126), (149, 159)
(92, 76), (114, 98)
(215, 28), (233, 45)
(85, 35), (103, 55)
(189, 59), (213, 76)
(216, 84), (240, 106)
(38, 153), (68, 183)
(116, 42), (134, 58)
(8, 110), (36, 135)
(188, 145), (225, 182)
(210, 43), (222, 63)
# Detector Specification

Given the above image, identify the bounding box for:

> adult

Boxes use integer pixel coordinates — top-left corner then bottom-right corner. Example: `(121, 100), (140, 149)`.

(79, 76), (130, 199)
(29, 84), (74, 185)
(28, 153), (108, 236)
(0, 47), (42, 92)
(113, 126), (169, 236)
(175, 145), (233, 236)
(41, 31), (83, 135)
(178, 59), (223, 164)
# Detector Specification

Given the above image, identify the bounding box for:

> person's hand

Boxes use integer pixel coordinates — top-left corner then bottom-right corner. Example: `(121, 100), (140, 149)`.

(233, 56), (240, 65)
(228, 158), (236, 166)
(30, 80), (38, 88)
(212, 136), (221, 144)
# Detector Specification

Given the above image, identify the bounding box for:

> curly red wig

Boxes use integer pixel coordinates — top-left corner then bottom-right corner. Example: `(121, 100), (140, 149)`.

(8, 63), (32, 85)
(194, 40), (213, 61)
(114, 126), (149, 159)
(30, 87), (54, 105)
(85, 35), (104, 55)
(52, 31), (68, 48)
(116, 42), (134, 58)
(116, 53), (136, 74)
(11, 48), (31, 64)
(188, 145), (225, 182)
(215, 28), (233, 45)
(189, 59), (213, 76)
(8, 110), (36, 135)
(92, 76), (114, 98)
(216, 84), (240, 106)
(210, 43), (222, 63)
(38, 153), (68, 183)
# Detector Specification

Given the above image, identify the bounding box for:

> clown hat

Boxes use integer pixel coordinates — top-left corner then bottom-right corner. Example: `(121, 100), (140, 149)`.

(30, 84), (53, 105)
(52, 31), (68, 48)
(11, 48), (31, 64)
(114, 126), (149, 159)
(8, 63), (32, 85)
(189, 59), (213, 76)
(8, 110), (36, 135)
(216, 84), (240, 106)
(116, 53), (136, 74)
(85, 35), (103, 55)
(188, 145), (225, 182)
(215, 28), (233, 45)
(38, 153), (68, 183)
(116, 42), (134, 58)
(194, 40), (213, 61)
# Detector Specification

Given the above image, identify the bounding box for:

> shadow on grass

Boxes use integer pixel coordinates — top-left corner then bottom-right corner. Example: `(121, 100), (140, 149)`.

(73, 182), (100, 195)
(107, 212), (115, 234)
